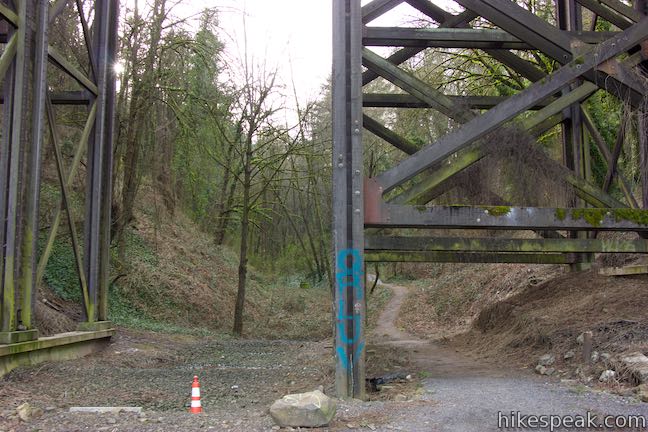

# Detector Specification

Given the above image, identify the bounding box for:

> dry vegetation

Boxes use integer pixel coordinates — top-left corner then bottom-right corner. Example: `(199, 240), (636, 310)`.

(395, 257), (648, 374)
(35, 182), (333, 340)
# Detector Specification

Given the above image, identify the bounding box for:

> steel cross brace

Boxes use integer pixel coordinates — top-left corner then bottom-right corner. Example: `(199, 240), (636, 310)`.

(373, 17), (648, 193)
(454, 0), (646, 107)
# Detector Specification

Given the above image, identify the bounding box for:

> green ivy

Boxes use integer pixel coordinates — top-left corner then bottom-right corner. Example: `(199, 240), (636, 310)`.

(39, 237), (83, 302)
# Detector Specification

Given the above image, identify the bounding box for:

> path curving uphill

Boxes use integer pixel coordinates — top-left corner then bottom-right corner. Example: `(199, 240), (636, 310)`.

(364, 278), (648, 432)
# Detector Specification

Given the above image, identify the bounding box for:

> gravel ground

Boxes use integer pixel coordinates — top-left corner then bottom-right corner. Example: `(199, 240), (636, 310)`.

(1, 281), (648, 431)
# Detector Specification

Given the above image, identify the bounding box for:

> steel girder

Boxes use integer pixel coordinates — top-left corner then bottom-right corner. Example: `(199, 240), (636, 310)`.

(334, 0), (648, 397)
(0, 0), (119, 344)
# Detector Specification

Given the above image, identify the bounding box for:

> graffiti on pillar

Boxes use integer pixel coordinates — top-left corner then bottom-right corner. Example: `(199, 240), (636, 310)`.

(335, 248), (365, 370)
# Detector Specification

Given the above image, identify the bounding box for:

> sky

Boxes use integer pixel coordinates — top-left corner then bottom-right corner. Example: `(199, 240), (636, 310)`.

(214, 0), (335, 104)
(117, 0), (460, 120)
(140, 0), (451, 107)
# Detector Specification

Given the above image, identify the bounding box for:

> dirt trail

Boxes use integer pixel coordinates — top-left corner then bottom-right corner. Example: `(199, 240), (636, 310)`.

(372, 280), (422, 344)
(2, 281), (648, 431)
(366, 279), (648, 432)
(371, 278), (494, 377)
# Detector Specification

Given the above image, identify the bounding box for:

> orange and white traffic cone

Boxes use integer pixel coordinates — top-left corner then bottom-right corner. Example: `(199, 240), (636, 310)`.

(189, 375), (202, 414)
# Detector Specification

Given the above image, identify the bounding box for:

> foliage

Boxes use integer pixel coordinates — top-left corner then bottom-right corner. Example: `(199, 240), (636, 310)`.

(40, 237), (82, 303)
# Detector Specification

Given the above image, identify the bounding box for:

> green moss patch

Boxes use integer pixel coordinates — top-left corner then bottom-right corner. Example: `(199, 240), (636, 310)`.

(481, 206), (511, 217)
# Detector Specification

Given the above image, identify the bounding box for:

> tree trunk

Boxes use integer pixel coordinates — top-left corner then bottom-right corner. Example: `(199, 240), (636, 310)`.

(233, 140), (252, 336)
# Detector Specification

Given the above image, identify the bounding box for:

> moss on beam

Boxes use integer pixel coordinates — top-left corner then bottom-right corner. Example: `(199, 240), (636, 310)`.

(612, 209), (648, 225)
(0, 329), (114, 377)
(571, 208), (608, 227)
(564, 208), (648, 228)
(481, 206), (511, 217)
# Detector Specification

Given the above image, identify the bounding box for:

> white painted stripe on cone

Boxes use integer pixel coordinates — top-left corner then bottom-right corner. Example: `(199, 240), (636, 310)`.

(192, 388), (200, 397)
(191, 400), (201, 407)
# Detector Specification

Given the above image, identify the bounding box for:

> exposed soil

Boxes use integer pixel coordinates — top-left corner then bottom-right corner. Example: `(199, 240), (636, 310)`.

(0, 329), (335, 431)
(372, 279), (648, 432)
(2, 275), (648, 431)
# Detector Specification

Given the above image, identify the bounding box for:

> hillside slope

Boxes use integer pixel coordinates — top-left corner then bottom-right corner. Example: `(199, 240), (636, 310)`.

(396, 260), (648, 383)
(36, 185), (334, 340)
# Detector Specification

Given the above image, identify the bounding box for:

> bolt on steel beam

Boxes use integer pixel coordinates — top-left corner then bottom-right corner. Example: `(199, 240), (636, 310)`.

(333, 0), (366, 400)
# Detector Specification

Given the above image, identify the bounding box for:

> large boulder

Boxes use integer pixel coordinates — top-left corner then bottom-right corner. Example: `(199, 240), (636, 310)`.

(269, 390), (337, 428)
(619, 352), (648, 384)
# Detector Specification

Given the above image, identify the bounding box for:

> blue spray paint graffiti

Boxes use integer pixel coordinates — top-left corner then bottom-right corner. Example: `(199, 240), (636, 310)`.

(335, 248), (365, 370)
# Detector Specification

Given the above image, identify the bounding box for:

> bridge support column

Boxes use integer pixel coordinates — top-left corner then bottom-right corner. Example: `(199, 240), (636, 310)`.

(0, 0), (119, 346)
(332, 0), (366, 399)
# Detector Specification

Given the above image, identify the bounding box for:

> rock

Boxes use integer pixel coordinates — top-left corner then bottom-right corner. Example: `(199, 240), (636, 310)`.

(614, 387), (635, 397)
(599, 370), (616, 383)
(637, 384), (648, 402)
(577, 333), (585, 344)
(564, 350), (576, 361)
(538, 354), (555, 366)
(591, 351), (600, 363)
(394, 394), (408, 402)
(536, 365), (554, 376)
(16, 403), (32, 422)
(619, 352), (648, 383)
(269, 390), (336, 428)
